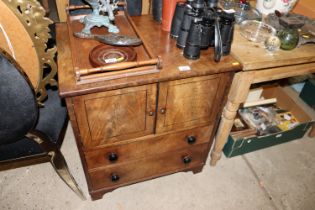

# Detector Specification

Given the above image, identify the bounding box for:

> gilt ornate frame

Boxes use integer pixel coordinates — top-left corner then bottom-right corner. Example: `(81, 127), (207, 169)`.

(0, 0), (57, 102)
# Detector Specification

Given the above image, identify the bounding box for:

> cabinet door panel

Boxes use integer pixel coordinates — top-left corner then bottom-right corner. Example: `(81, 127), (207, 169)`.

(156, 75), (221, 133)
(73, 84), (157, 148)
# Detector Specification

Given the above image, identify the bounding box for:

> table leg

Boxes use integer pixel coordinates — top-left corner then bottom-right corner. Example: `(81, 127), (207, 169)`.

(210, 72), (253, 166)
(309, 124), (315, 138)
(308, 107), (315, 138)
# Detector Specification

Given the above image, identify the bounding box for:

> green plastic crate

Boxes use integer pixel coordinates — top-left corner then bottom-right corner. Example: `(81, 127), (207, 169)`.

(299, 79), (315, 108)
(223, 123), (312, 157)
(223, 85), (314, 158)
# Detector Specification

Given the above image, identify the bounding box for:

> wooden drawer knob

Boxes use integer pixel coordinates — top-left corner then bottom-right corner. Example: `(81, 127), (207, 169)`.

(108, 152), (118, 162)
(160, 108), (166, 114)
(182, 156), (192, 164)
(148, 111), (155, 116)
(111, 173), (120, 182)
(186, 136), (196, 144)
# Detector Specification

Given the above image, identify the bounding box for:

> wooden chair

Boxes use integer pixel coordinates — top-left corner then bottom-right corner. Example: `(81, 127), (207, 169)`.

(0, 49), (85, 200)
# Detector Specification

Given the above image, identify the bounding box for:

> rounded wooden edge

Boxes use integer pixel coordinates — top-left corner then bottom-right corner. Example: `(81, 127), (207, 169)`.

(0, 0), (40, 89)
(89, 44), (137, 68)
(0, 0), (57, 103)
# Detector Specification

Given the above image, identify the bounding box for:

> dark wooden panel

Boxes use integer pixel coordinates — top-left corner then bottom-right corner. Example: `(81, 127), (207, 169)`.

(88, 143), (207, 190)
(85, 91), (146, 139)
(73, 84), (157, 148)
(156, 75), (221, 133)
(85, 126), (213, 169)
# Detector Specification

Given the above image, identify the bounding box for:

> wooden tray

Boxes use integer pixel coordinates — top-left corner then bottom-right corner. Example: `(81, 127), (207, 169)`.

(66, 10), (161, 84)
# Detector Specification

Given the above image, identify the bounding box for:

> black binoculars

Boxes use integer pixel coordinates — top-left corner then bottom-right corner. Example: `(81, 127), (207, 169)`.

(171, 0), (235, 62)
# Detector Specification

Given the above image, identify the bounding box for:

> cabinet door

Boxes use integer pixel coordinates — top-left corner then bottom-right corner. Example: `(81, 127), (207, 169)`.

(156, 75), (222, 133)
(73, 84), (157, 148)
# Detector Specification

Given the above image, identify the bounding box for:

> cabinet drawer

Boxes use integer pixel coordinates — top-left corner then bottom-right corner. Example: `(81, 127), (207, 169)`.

(85, 126), (213, 169)
(88, 143), (207, 190)
(73, 84), (157, 148)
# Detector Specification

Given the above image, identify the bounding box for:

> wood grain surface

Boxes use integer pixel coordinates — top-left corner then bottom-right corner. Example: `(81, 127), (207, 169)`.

(156, 75), (221, 133)
(73, 84), (157, 148)
(231, 26), (315, 71)
(56, 15), (241, 98)
(88, 143), (207, 190)
(85, 126), (212, 170)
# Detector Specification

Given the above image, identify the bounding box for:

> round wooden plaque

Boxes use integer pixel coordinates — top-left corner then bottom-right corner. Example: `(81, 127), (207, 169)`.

(89, 45), (137, 67)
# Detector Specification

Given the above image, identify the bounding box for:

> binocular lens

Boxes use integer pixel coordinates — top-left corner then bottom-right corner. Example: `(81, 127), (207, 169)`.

(177, 30), (189, 48)
(200, 19), (213, 49)
(221, 24), (234, 55)
(184, 20), (202, 59)
(184, 44), (201, 59)
(220, 12), (235, 55)
(176, 10), (200, 48)
(170, 2), (186, 38)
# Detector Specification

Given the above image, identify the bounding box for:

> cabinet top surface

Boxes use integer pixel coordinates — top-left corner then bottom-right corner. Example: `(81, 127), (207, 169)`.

(231, 26), (315, 71)
(56, 15), (240, 97)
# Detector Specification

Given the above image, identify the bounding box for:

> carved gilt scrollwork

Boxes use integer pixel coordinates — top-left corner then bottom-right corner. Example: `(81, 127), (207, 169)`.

(2, 0), (57, 102)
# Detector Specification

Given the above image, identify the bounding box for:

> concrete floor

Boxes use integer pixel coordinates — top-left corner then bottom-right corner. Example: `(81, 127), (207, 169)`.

(0, 85), (314, 210)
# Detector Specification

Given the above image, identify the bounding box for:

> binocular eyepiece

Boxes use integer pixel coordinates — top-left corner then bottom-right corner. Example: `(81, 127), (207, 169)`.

(170, 0), (235, 62)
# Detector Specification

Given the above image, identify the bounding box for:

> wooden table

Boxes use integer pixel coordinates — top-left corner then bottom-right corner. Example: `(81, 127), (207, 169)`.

(210, 26), (315, 166)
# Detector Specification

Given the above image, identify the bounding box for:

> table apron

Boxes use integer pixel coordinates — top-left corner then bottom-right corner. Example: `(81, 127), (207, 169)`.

(251, 62), (315, 84)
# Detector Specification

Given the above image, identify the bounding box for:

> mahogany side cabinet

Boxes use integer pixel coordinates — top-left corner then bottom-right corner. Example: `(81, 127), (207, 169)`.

(56, 15), (241, 200)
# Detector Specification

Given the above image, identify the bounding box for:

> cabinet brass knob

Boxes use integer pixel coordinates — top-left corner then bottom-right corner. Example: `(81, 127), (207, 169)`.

(148, 111), (155, 116)
(182, 156), (192, 164)
(111, 173), (120, 182)
(108, 152), (118, 162)
(160, 108), (166, 114)
(187, 136), (196, 144)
